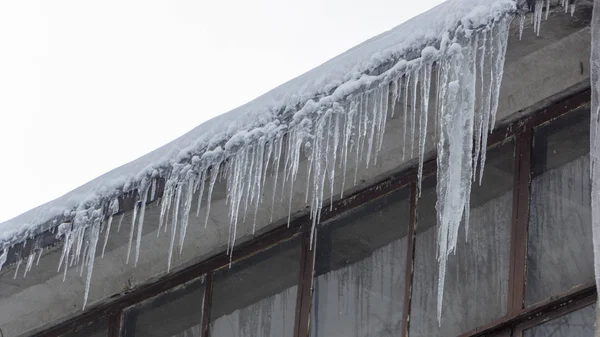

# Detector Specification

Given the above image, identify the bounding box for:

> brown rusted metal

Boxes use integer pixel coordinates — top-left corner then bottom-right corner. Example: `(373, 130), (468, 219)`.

(108, 310), (122, 337)
(294, 231), (316, 337)
(401, 181), (418, 337)
(507, 129), (532, 316)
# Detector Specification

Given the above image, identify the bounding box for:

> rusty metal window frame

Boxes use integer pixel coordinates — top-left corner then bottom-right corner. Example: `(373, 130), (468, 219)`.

(31, 89), (594, 337)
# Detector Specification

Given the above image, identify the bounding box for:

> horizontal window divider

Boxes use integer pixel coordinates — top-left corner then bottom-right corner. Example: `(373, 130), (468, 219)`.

(459, 285), (596, 337)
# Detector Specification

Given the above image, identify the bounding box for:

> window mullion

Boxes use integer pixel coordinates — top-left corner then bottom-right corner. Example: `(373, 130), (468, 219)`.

(109, 310), (122, 337)
(200, 273), (213, 337)
(401, 180), (418, 337)
(294, 230), (316, 337)
(508, 129), (532, 316)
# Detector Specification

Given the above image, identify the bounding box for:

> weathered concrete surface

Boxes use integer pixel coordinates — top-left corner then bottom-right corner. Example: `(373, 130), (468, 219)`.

(0, 7), (593, 337)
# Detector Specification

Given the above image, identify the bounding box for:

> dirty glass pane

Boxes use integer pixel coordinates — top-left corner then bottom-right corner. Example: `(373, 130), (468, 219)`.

(310, 187), (410, 337)
(409, 140), (514, 337)
(209, 237), (301, 337)
(526, 108), (594, 306)
(524, 304), (595, 337)
(122, 277), (205, 337)
(62, 317), (108, 337)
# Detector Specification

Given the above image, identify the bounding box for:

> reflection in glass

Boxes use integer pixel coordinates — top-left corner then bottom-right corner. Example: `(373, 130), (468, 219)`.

(311, 188), (410, 337)
(524, 304), (595, 337)
(526, 108), (594, 305)
(123, 277), (205, 337)
(209, 238), (301, 337)
(409, 141), (514, 337)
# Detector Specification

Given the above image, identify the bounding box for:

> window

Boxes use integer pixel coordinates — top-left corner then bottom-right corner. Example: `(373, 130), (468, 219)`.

(310, 188), (411, 337)
(208, 237), (301, 337)
(122, 277), (205, 337)
(523, 304), (596, 336)
(409, 141), (514, 337)
(526, 108), (594, 305)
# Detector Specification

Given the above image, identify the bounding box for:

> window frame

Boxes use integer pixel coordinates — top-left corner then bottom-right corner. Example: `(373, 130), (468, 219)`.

(31, 89), (595, 337)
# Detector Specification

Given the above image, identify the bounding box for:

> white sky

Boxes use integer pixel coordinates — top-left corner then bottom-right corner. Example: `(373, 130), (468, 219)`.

(0, 0), (444, 223)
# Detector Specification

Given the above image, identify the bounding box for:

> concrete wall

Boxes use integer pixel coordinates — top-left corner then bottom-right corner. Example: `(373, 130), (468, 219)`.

(0, 7), (593, 337)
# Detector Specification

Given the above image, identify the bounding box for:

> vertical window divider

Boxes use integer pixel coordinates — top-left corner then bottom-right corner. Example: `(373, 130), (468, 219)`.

(108, 309), (122, 337)
(507, 128), (532, 317)
(200, 273), (213, 337)
(401, 180), (418, 337)
(294, 229), (316, 337)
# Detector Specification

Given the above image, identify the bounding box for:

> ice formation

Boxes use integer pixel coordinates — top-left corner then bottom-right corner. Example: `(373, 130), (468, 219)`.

(0, 0), (516, 318)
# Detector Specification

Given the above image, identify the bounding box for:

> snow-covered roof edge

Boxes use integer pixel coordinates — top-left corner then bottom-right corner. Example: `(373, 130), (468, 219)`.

(0, 0), (517, 250)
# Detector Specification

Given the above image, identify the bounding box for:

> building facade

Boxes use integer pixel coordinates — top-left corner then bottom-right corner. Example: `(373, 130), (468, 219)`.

(0, 2), (596, 337)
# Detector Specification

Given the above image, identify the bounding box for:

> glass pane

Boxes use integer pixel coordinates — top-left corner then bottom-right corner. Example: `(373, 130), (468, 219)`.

(526, 108), (594, 305)
(409, 141), (514, 337)
(311, 188), (411, 337)
(123, 277), (205, 337)
(524, 304), (595, 337)
(62, 317), (108, 337)
(209, 237), (301, 337)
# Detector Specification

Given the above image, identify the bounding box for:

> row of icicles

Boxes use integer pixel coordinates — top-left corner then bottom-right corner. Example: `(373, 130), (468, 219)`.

(0, 10), (514, 321)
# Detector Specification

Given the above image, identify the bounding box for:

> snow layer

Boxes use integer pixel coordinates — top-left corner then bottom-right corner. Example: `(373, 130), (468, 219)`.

(0, 0), (516, 312)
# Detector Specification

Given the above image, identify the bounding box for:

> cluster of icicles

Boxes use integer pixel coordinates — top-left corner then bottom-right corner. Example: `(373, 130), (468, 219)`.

(0, 12), (513, 317)
(520, 0), (577, 38)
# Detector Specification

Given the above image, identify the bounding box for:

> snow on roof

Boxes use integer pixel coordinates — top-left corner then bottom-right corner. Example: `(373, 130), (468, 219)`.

(0, 0), (515, 248)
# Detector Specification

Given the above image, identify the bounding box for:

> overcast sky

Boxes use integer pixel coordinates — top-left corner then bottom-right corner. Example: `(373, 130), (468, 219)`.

(0, 0), (444, 223)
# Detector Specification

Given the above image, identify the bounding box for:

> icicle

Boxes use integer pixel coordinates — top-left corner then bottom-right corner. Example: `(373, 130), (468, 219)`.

(36, 248), (42, 265)
(434, 16), (512, 323)
(117, 213), (124, 233)
(23, 250), (35, 277)
(101, 215), (113, 258)
(179, 175), (195, 253)
(158, 178), (174, 236)
(13, 258), (22, 279)
(102, 198), (119, 258)
(0, 248), (8, 273)
(480, 18), (510, 184)
(410, 69), (419, 157)
(340, 101), (355, 198)
(168, 184), (183, 272)
(329, 107), (341, 209)
(366, 91), (377, 167)
(354, 95), (365, 185)
(417, 54), (434, 194)
(126, 201), (138, 264)
(533, 0), (543, 36)
(519, 14), (525, 40)
(270, 137), (283, 222)
(376, 84), (390, 155)
(135, 182), (150, 266)
(402, 74), (410, 161)
(83, 215), (101, 309)
(205, 159), (222, 228)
